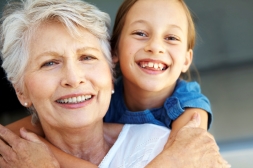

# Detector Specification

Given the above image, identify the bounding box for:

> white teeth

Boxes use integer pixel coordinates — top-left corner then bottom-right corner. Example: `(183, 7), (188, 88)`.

(77, 96), (81, 102)
(148, 62), (154, 67)
(140, 61), (166, 70)
(57, 95), (92, 104)
(158, 63), (163, 70)
(154, 63), (158, 69)
(72, 97), (77, 103)
(85, 95), (91, 99)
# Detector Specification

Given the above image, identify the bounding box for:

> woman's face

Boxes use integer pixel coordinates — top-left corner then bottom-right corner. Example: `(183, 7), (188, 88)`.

(20, 22), (112, 129)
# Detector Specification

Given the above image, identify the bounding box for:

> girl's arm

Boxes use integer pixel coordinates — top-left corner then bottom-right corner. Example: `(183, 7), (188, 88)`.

(6, 116), (97, 168)
(146, 109), (208, 167)
(146, 112), (230, 168)
(171, 108), (208, 134)
(41, 142), (97, 168)
(6, 116), (44, 136)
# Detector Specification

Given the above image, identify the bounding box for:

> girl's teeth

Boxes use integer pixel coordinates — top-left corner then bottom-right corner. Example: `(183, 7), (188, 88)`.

(140, 61), (166, 70)
(85, 95), (91, 99)
(154, 63), (158, 69)
(148, 62), (154, 67)
(158, 63), (163, 70)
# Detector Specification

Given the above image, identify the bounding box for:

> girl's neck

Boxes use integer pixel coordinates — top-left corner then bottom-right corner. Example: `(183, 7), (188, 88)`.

(123, 80), (176, 111)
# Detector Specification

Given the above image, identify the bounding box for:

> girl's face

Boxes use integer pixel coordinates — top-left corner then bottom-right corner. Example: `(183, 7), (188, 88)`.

(17, 22), (113, 130)
(117, 0), (192, 93)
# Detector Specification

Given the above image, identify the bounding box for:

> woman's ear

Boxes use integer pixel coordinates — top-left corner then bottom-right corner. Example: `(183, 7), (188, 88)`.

(14, 86), (31, 107)
(182, 49), (193, 73)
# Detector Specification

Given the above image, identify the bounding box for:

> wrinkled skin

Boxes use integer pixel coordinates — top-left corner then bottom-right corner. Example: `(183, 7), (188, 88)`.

(0, 114), (230, 168)
(0, 126), (60, 168)
(146, 113), (231, 168)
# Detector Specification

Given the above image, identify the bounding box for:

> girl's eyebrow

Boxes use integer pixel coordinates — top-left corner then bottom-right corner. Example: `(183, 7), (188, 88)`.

(130, 20), (183, 32)
(130, 19), (147, 26)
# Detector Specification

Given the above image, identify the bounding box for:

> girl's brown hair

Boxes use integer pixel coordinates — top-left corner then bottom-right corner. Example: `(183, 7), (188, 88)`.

(111, 0), (196, 80)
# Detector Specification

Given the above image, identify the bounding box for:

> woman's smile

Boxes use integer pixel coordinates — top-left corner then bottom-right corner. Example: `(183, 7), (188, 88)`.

(56, 95), (92, 104)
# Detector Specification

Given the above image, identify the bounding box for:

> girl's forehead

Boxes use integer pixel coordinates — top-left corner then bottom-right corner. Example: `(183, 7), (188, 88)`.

(128, 0), (185, 18)
(125, 0), (188, 30)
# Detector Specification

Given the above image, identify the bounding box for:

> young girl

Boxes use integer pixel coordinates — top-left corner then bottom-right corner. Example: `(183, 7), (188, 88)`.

(6, 0), (211, 167)
(105, 0), (211, 136)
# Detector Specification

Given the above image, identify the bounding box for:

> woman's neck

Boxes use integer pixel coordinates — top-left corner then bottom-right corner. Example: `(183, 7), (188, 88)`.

(42, 122), (122, 165)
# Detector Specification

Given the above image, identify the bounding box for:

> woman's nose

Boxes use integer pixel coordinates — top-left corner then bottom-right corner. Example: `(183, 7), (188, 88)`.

(144, 37), (165, 55)
(61, 63), (85, 88)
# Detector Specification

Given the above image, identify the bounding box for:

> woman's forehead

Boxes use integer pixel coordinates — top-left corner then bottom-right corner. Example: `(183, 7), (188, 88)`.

(29, 22), (102, 56)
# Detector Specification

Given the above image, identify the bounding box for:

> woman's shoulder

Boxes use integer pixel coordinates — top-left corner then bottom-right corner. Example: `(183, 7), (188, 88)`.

(99, 124), (170, 167)
(123, 124), (170, 138)
(103, 123), (124, 144)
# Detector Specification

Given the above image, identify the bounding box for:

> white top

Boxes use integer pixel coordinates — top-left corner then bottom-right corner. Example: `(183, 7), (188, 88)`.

(99, 124), (171, 168)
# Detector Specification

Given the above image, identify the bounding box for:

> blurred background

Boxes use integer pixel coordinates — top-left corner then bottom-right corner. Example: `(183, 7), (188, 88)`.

(0, 0), (252, 167)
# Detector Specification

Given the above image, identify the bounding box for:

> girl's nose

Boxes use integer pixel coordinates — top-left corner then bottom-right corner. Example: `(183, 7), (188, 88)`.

(144, 37), (165, 55)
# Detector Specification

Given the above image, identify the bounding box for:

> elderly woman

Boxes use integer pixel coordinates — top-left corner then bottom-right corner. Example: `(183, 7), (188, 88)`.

(0, 0), (229, 167)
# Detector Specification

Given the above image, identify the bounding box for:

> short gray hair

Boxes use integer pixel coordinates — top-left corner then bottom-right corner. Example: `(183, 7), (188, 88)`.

(1, 0), (112, 91)
(0, 0), (112, 123)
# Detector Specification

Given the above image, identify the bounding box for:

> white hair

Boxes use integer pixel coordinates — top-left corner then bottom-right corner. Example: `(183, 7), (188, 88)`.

(0, 0), (112, 123)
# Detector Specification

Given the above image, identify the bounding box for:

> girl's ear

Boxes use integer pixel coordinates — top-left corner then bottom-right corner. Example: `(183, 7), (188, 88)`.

(112, 50), (119, 63)
(182, 49), (193, 73)
(14, 86), (31, 107)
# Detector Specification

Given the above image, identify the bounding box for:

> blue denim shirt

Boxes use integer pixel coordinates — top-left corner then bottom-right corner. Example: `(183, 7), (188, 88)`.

(104, 77), (212, 129)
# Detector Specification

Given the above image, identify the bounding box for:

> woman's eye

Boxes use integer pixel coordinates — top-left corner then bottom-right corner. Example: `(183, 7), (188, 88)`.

(41, 61), (57, 67)
(80, 55), (95, 61)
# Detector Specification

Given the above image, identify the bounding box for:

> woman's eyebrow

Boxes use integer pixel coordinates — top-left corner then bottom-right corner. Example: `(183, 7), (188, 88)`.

(35, 46), (101, 59)
(77, 46), (101, 54)
(35, 51), (61, 59)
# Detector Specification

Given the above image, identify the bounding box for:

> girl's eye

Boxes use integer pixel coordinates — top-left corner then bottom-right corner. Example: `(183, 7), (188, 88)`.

(133, 31), (147, 37)
(166, 35), (179, 41)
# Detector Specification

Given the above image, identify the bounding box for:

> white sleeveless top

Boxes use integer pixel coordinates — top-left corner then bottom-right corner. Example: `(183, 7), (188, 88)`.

(99, 124), (170, 168)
